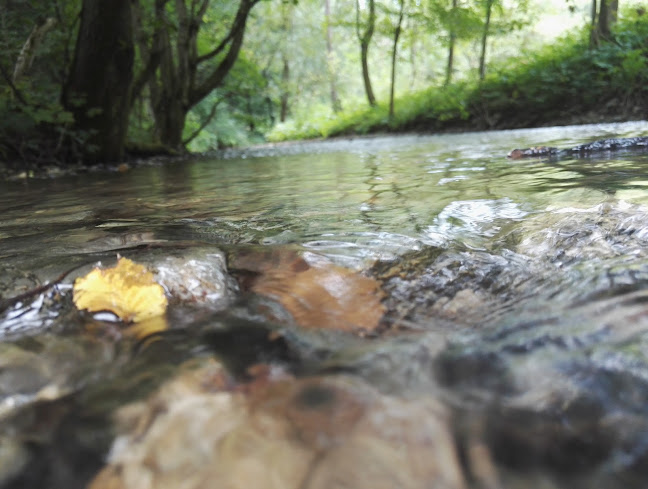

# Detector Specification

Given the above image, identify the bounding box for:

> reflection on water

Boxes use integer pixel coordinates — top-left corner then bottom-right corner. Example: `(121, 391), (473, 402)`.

(2, 122), (647, 267)
(1, 121), (648, 488)
(426, 198), (529, 248)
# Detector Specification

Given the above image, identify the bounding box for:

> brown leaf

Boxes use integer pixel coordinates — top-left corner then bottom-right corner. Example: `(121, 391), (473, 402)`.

(233, 249), (385, 332)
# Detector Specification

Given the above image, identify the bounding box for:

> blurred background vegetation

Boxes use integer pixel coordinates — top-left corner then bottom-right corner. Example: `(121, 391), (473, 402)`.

(0, 0), (646, 167)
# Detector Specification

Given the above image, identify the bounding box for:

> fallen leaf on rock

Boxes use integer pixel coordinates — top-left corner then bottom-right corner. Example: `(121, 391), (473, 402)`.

(256, 265), (385, 332)
(232, 249), (385, 332)
(73, 257), (168, 323)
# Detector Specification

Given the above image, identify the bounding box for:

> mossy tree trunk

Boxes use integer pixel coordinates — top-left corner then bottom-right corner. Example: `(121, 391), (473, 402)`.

(62, 0), (134, 163)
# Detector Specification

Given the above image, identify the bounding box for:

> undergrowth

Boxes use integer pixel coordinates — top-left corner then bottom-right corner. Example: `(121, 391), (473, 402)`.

(267, 9), (648, 142)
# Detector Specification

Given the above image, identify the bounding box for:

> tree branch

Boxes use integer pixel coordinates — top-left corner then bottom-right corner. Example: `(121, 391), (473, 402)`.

(196, 29), (234, 64)
(13, 18), (58, 83)
(0, 63), (27, 105)
(196, 0), (259, 64)
(189, 0), (259, 107)
(131, 0), (171, 106)
(182, 99), (221, 145)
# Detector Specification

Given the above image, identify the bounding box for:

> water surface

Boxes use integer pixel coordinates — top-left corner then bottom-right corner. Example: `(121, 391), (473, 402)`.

(2, 121), (648, 488)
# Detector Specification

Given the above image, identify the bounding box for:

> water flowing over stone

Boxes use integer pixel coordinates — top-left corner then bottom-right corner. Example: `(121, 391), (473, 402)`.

(89, 362), (466, 489)
(1, 122), (648, 488)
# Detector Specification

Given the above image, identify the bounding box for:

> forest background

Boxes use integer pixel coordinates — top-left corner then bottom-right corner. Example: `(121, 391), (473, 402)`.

(0, 0), (646, 169)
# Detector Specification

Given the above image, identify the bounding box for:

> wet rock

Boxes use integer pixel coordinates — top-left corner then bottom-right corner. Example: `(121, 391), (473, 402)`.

(0, 337), (113, 421)
(431, 284), (648, 488)
(0, 266), (41, 301)
(507, 201), (648, 304)
(0, 437), (28, 486)
(432, 289), (487, 320)
(89, 361), (465, 489)
(373, 247), (545, 328)
(507, 136), (648, 159)
(0, 332), (119, 489)
(515, 201), (648, 266)
(319, 332), (447, 396)
(151, 249), (238, 308)
(373, 201), (648, 329)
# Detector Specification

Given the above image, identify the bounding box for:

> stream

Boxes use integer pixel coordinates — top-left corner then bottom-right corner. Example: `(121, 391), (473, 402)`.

(2, 121), (648, 488)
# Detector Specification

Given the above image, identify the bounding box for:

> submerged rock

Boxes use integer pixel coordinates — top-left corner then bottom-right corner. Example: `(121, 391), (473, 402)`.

(151, 248), (239, 307)
(0, 332), (119, 489)
(515, 201), (648, 265)
(89, 361), (465, 489)
(372, 247), (547, 328)
(373, 200), (648, 329)
(436, 290), (648, 488)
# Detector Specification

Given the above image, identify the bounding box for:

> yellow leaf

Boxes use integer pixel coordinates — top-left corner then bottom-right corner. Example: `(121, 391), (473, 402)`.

(73, 257), (168, 323)
(124, 315), (168, 339)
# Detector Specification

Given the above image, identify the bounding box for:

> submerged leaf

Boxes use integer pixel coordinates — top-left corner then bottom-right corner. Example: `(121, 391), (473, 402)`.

(233, 249), (385, 332)
(73, 257), (168, 323)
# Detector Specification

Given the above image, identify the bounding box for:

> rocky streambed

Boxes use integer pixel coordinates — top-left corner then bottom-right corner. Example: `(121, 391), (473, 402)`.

(1, 197), (648, 488)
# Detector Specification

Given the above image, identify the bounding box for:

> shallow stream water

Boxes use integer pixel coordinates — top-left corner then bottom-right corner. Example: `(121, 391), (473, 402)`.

(2, 121), (648, 488)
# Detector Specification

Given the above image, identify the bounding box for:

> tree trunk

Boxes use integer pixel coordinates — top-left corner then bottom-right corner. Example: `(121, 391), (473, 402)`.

(599, 0), (618, 39)
(149, 12), (186, 149)
(356, 0), (376, 106)
(277, 1), (292, 123)
(389, 0), (404, 120)
(280, 56), (290, 123)
(445, 0), (458, 86)
(13, 17), (57, 82)
(589, 0), (599, 46)
(590, 0), (619, 47)
(598, 0), (611, 39)
(188, 0), (258, 107)
(608, 0), (618, 24)
(324, 0), (342, 113)
(139, 0), (259, 150)
(478, 0), (493, 80)
(155, 95), (187, 149)
(445, 36), (455, 86)
(63, 0), (134, 163)
(409, 26), (417, 90)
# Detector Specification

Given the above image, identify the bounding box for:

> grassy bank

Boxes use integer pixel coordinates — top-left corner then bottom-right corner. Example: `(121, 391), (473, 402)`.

(268, 10), (648, 142)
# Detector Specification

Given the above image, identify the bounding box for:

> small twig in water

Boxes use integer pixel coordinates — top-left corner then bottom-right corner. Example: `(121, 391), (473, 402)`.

(0, 263), (88, 314)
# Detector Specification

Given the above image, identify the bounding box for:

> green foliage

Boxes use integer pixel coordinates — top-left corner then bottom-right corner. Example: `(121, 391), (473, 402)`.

(473, 8), (648, 123)
(267, 82), (472, 141)
(427, 0), (483, 44)
(184, 55), (273, 150)
(269, 8), (648, 141)
(0, 1), (83, 166)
